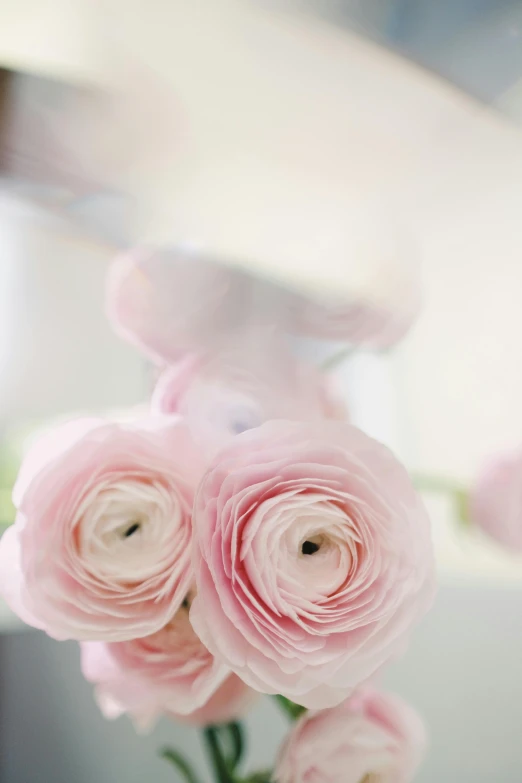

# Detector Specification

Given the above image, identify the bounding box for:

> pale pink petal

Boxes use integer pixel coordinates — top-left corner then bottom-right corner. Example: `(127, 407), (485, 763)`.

(0, 416), (205, 641)
(81, 605), (254, 732)
(152, 352), (347, 458)
(470, 448), (522, 551)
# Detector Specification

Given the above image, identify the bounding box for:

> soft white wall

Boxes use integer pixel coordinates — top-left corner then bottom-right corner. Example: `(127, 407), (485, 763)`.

(0, 197), (146, 423)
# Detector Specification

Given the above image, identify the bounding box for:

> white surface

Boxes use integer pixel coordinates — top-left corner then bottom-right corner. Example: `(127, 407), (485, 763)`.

(0, 0), (107, 84)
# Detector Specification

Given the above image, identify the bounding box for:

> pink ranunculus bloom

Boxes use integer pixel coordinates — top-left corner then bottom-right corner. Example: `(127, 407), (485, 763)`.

(0, 416), (204, 641)
(470, 449), (522, 551)
(151, 353), (347, 455)
(81, 601), (255, 732)
(191, 420), (435, 709)
(274, 689), (427, 783)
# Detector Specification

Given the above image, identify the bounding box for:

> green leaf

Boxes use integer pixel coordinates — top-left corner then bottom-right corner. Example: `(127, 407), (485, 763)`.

(221, 721), (244, 771)
(204, 727), (233, 783)
(242, 771), (273, 783)
(161, 747), (201, 783)
(273, 695), (306, 721)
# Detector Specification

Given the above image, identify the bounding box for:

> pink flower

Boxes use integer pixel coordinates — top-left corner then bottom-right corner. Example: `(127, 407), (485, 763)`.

(288, 243), (422, 349)
(178, 670), (256, 727)
(275, 689), (427, 783)
(0, 416), (203, 641)
(106, 245), (420, 366)
(290, 295), (421, 350)
(471, 449), (522, 551)
(106, 248), (243, 364)
(151, 353), (347, 454)
(191, 420), (435, 709)
(81, 602), (254, 732)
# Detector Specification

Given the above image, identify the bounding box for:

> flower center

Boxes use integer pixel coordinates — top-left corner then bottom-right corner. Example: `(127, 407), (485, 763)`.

(301, 534), (324, 555)
(122, 522), (141, 538)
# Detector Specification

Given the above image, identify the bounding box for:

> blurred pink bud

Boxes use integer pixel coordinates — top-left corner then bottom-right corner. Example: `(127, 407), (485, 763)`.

(151, 351), (347, 455)
(471, 449), (522, 551)
(106, 248), (246, 364)
(81, 603), (255, 733)
(287, 224), (422, 349)
(290, 293), (421, 349)
(275, 689), (427, 783)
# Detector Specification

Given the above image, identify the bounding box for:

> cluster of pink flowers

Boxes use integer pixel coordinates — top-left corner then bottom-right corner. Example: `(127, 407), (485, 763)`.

(0, 250), (434, 782)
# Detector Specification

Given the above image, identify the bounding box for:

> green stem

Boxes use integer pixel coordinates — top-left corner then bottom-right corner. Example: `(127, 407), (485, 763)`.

(412, 473), (470, 526)
(273, 695), (306, 721)
(320, 346), (354, 372)
(242, 772), (273, 783)
(203, 727), (233, 783)
(412, 474), (464, 495)
(223, 722), (244, 771)
(161, 748), (201, 783)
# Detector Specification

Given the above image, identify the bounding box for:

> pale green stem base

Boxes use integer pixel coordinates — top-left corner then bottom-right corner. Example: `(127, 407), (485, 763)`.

(412, 473), (470, 526)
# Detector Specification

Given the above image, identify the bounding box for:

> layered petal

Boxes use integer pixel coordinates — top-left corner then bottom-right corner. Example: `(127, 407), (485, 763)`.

(81, 602), (254, 731)
(0, 415), (204, 641)
(275, 689), (427, 783)
(191, 420), (435, 707)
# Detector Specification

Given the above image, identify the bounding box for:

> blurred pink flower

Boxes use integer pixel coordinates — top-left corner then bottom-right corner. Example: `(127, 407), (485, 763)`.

(106, 245), (421, 368)
(151, 353), (347, 454)
(289, 293), (421, 349)
(0, 416), (204, 641)
(275, 688), (427, 783)
(106, 247), (249, 364)
(81, 603), (254, 732)
(191, 420), (435, 709)
(471, 449), (522, 551)
(287, 235), (422, 349)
